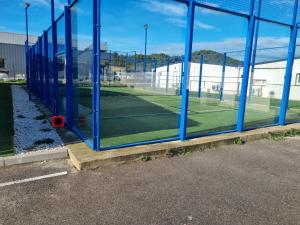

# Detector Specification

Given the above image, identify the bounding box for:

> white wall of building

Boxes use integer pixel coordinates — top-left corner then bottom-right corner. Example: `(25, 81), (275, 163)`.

(155, 59), (300, 101)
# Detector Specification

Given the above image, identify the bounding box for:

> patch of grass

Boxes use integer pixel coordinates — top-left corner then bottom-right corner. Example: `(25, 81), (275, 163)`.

(34, 114), (47, 120)
(140, 155), (152, 162)
(268, 132), (286, 141)
(17, 114), (26, 119)
(0, 83), (14, 156)
(166, 148), (190, 157)
(40, 128), (52, 132)
(34, 138), (54, 146)
(233, 137), (245, 145)
(268, 129), (300, 141)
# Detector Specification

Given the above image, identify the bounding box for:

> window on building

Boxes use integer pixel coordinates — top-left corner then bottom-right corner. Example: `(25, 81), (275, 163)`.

(0, 58), (4, 68)
(295, 73), (300, 86)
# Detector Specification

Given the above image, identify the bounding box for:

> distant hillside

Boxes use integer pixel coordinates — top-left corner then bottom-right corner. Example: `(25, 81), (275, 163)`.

(103, 50), (243, 68)
(191, 50), (243, 66)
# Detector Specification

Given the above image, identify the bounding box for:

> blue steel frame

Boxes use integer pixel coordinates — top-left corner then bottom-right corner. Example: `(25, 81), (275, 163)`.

(219, 53), (227, 101)
(279, 0), (299, 125)
(166, 57), (170, 94)
(197, 55), (203, 98)
(65, 5), (73, 128)
(26, 0), (300, 151)
(180, 0), (195, 141)
(248, 0), (262, 103)
(51, 0), (59, 115)
(237, 0), (256, 132)
(44, 30), (50, 108)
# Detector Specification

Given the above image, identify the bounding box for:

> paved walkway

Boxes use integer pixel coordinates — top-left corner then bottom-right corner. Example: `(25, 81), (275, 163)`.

(0, 138), (300, 225)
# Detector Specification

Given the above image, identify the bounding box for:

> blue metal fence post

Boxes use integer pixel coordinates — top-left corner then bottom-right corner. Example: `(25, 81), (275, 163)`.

(32, 45), (36, 95)
(65, 5), (73, 128)
(51, 0), (59, 115)
(97, 0), (101, 150)
(248, 0), (262, 103)
(134, 51), (137, 72)
(180, 57), (184, 95)
(197, 55), (204, 98)
(220, 52), (227, 101)
(279, 0), (298, 125)
(44, 31), (50, 107)
(153, 59), (157, 90)
(38, 37), (43, 100)
(166, 57), (170, 94)
(125, 53), (129, 72)
(180, 0), (195, 141)
(237, 0), (256, 132)
(92, 0), (101, 150)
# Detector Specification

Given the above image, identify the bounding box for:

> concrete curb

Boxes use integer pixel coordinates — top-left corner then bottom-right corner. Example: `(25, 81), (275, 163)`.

(68, 123), (300, 170)
(0, 149), (68, 167)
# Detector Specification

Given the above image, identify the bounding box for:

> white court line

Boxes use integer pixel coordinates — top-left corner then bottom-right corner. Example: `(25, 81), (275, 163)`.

(0, 171), (68, 188)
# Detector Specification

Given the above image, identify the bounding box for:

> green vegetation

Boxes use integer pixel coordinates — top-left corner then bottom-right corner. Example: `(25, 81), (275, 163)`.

(268, 129), (300, 141)
(0, 83), (14, 156)
(108, 50), (242, 68)
(233, 137), (245, 145)
(140, 155), (152, 162)
(0, 80), (26, 85)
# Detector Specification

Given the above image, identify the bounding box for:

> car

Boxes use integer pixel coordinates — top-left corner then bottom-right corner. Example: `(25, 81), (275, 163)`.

(0, 68), (9, 81)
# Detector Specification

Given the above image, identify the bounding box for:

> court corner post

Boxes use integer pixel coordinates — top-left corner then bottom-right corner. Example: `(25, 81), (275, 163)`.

(237, 0), (255, 132)
(92, 0), (101, 150)
(279, 0), (298, 126)
(220, 52), (227, 101)
(65, 5), (73, 129)
(166, 56), (170, 94)
(197, 54), (203, 98)
(180, 0), (195, 141)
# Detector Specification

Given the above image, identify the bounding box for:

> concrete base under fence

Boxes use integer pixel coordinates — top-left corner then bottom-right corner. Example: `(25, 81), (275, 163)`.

(68, 123), (300, 170)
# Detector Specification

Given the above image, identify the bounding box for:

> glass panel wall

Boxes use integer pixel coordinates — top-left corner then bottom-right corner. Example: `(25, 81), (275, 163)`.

(56, 15), (66, 117)
(286, 31), (300, 123)
(244, 21), (290, 129)
(47, 28), (54, 112)
(187, 6), (247, 137)
(100, 0), (187, 148)
(71, 0), (93, 141)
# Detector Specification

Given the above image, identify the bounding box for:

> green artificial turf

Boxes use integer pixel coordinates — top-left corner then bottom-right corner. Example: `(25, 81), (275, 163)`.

(60, 85), (300, 148)
(0, 83), (14, 156)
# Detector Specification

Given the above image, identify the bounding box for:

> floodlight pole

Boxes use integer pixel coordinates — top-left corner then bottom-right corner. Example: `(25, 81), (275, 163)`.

(143, 24), (149, 88)
(144, 24), (148, 73)
(25, 2), (31, 100)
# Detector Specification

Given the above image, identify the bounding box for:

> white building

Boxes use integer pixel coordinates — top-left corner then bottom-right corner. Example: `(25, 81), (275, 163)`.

(155, 59), (300, 100)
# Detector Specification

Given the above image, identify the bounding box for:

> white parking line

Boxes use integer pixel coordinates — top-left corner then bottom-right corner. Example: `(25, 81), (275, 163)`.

(0, 171), (68, 188)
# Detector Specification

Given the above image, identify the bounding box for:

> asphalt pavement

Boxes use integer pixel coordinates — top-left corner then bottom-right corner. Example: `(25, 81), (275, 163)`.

(0, 137), (299, 225)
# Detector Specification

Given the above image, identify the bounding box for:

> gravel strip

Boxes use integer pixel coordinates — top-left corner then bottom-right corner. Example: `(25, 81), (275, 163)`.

(11, 85), (68, 154)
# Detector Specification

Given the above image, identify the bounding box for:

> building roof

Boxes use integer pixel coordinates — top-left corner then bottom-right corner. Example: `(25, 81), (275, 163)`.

(0, 32), (37, 46)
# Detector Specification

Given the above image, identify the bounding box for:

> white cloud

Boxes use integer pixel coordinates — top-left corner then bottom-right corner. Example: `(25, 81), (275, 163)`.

(165, 17), (217, 30)
(140, 0), (186, 17)
(149, 37), (290, 57)
(194, 20), (217, 30)
(139, 0), (216, 30)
